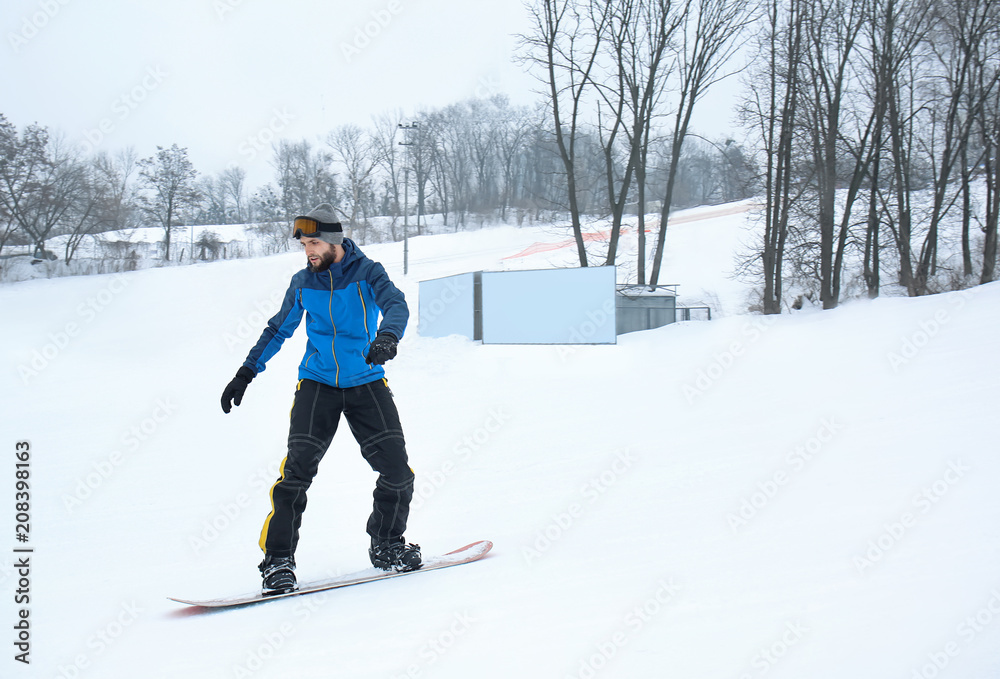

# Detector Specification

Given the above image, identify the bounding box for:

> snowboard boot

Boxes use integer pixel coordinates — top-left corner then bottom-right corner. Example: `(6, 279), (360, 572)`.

(369, 537), (422, 572)
(259, 554), (297, 596)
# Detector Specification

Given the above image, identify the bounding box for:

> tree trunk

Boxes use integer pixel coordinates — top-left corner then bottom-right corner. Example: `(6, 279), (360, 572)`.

(863, 144), (882, 299)
(961, 143), (974, 277)
(983, 136), (999, 283)
(636, 140), (648, 285)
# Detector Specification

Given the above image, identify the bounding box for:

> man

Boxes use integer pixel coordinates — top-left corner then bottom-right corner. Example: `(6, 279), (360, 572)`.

(221, 203), (420, 596)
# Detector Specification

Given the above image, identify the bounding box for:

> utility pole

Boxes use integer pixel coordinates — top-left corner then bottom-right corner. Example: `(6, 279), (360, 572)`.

(398, 122), (418, 275)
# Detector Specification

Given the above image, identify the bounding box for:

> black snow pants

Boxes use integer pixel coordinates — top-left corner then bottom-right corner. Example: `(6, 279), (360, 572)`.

(259, 377), (414, 557)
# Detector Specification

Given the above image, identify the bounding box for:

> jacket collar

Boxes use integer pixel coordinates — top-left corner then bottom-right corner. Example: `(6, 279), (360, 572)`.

(303, 238), (360, 281)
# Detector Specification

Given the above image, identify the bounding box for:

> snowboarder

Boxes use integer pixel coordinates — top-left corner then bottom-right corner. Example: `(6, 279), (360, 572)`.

(220, 203), (420, 595)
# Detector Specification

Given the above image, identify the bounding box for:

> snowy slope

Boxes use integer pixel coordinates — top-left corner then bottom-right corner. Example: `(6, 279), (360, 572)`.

(1, 206), (999, 679)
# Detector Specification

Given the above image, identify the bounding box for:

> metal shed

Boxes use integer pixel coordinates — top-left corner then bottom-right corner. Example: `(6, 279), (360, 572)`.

(615, 285), (711, 334)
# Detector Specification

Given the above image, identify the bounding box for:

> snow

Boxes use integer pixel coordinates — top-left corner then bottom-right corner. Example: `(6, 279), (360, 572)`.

(1, 204), (999, 678)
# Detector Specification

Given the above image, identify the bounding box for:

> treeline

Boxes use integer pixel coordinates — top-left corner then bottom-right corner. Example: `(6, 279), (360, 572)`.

(742, 0), (1000, 308)
(518, 0), (759, 283)
(520, 0), (999, 309)
(0, 119), (206, 265)
(0, 94), (753, 267)
(9, 0), (995, 311)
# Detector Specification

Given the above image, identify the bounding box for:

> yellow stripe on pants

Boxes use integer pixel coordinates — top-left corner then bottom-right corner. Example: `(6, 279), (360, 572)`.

(258, 455), (288, 554)
(261, 381), (301, 554)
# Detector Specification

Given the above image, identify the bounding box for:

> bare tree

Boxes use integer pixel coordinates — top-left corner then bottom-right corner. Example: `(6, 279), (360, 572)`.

(741, 0), (806, 313)
(980, 30), (1000, 283)
(62, 151), (135, 265)
(197, 175), (228, 225)
(0, 205), (14, 259)
(649, 0), (754, 286)
(858, 0), (910, 298)
(0, 115), (31, 258)
(271, 139), (336, 219)
(879, 1), (933, 295)
(592, 0), (684, 269)
(409, 114), (435, 232)
(372, 110), (405, 239)
(138, 144), (201, 261)
(912, 0), (1000, 294)
(443, 102), (479, 228)
(220, 165), (248, 224)
(0, 119), (90, 258)
(519, 0), (611, 266)
(492, 97), (534, 222)
(422, 110), (455, 228)
(63, 150), (140, 267)
(327, 124), (382, 242)
(92, 147), (141, 232)
(630, 1), (690, 280)
(465, 99), (501, 216)
(800, 0), (870, 308)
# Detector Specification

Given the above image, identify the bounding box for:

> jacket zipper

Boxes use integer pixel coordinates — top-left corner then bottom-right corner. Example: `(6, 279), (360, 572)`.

(329, 272), (340, 386)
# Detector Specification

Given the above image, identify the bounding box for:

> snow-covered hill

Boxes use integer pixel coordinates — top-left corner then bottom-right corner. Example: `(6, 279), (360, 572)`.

(1, 205), (998, 678)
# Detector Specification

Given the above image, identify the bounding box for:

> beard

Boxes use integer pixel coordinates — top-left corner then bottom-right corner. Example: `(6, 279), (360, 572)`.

(308, 249), (337, 272)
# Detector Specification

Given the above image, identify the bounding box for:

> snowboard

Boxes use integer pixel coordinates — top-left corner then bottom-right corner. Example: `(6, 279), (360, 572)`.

(169, 540), (492, 609)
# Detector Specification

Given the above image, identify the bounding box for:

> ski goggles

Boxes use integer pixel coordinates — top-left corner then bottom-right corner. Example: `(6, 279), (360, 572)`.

(292, 217), (341, 239)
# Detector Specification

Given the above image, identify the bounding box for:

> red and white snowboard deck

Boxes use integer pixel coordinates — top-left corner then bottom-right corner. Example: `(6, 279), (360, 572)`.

(169, 540), (492, 609)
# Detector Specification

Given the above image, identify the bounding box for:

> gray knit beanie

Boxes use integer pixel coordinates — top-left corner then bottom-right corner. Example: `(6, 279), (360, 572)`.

(294, 203), (344, 245)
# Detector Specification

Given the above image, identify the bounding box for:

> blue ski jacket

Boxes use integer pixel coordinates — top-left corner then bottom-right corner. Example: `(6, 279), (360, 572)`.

(243, 239), (408, 388)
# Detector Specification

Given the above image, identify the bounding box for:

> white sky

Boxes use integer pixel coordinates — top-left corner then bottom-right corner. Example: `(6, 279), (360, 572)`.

(2, 0), (742, 190)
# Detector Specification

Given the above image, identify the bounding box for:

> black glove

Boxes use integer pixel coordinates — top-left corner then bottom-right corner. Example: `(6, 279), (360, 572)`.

(365, 332), (398, 365)
(221, 366), (255, 414)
